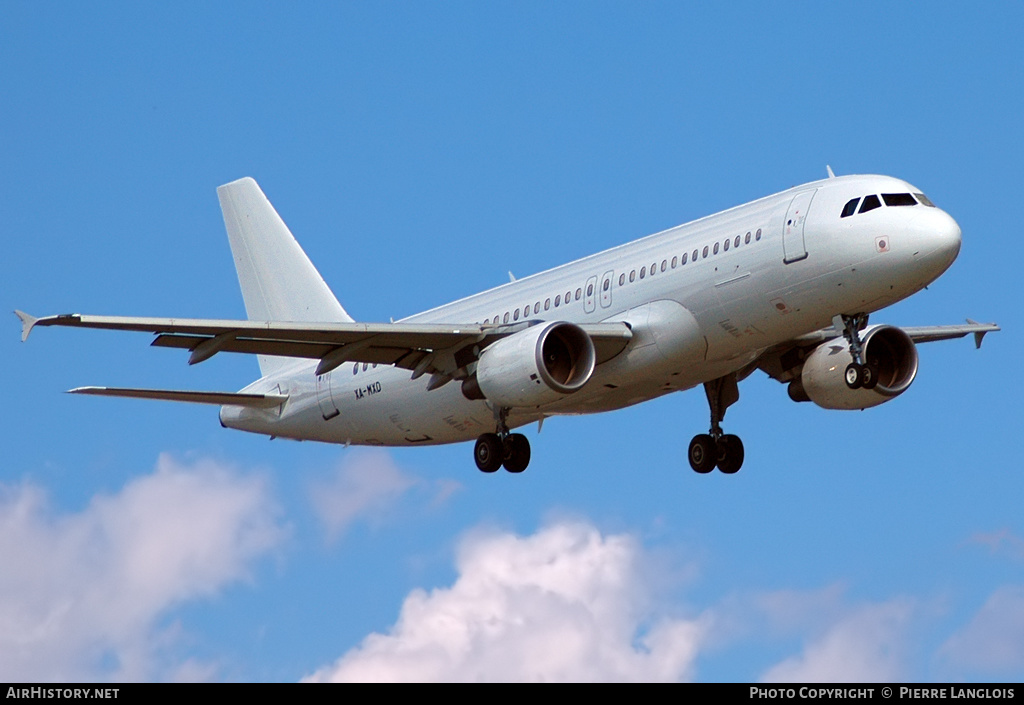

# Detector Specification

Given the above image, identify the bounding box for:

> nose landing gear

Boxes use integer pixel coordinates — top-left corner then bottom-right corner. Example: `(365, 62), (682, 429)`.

(474, 407), (531, 474)
(689, 374), (745, 475)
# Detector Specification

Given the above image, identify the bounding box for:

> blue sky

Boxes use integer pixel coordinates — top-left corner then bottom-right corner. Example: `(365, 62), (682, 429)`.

(3, 2), (1022, 681)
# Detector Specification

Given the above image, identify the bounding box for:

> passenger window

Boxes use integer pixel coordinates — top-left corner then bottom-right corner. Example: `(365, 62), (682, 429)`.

(702, 246), (709, 258)
(671, 255), (677, 268)
(353, 363), (358, 375)
(755, 228), (762, 241)
(734, 235), (740, 248)
(629, 270), (636, 283)
(565, 291), (571, 303)
(723, 239), (730, 252)
(692, 249), (698, 261)
(544, 298), (550, 311)
(682, 252), (688, 265)
(650, 262), (656, 274)
(661, 259), (667, 272)
(640, 266), (646, 279)
(363, 363), (368, 371)
(841, 198), (860, 218)
(745, 232), (751, 244)
(555, 295), (561, 307)
(587, 283), (594, 296)
(859, 195), (881, 213)
(713, 242), (720, 254)
(534, 302), (540, 314)
(513, 309), (520, 321)
(504, 312), (510, 323)
(575, 288), (582, 301)
(882, 193), (917, 207)
(619, 273), (625, 286)
(602, 280), (610, 291)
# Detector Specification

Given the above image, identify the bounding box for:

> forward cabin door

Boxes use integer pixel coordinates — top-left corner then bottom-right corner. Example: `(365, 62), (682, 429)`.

(783, 189), (816, 264)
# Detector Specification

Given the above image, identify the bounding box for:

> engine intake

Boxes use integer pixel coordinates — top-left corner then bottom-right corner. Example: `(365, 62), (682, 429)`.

(795, 325), (919, 410)
(463, 322), (596, 407)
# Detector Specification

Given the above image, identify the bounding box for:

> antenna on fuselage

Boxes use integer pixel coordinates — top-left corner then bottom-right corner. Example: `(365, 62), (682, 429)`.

(826, 165), (836, 178)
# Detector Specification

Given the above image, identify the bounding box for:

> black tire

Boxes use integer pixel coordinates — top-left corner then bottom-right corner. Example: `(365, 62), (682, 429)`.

(861, 362), (878, 390)
(503, 434), (531, 473)
(474, 433), (503, 473)
(688, 434), (716, 474)
(845, 362), (863, 390)
(716, 434), (744, 474)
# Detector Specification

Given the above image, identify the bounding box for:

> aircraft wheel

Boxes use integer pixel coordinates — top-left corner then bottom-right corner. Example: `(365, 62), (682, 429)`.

(474, 433), (503, 473)
(861, 362), (878, 390)
(503, 434), (531, 473)
(688, 434), (716, 474)
(716, 434), (744, 474)
(844, 363), (863, 390)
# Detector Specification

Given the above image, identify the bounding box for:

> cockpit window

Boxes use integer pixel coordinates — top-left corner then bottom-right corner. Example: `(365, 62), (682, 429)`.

(882, 193), (917, 207)
(859, 195), (881, 213)
(914, 193), (935, 207)
(841, 198), (860, 218)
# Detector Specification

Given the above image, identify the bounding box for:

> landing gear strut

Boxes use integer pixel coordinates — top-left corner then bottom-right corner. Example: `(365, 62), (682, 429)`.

(474, 407), (531, 474)
(689, 373), (745, 475)
(836, 314), (877, 390)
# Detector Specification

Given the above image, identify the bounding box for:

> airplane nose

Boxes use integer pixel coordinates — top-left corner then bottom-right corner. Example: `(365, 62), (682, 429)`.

(934, 211), (962, 262)
(912, 209), (961, 272)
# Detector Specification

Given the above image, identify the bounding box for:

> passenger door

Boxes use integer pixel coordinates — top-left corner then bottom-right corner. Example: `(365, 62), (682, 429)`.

(783, 190), (816, 264)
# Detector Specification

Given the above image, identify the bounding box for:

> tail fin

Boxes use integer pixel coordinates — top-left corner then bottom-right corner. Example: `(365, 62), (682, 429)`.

(217, 177), (352, 376)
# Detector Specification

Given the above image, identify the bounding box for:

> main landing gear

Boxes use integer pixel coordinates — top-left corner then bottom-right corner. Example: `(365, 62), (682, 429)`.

(689, 373), (745, 475)
(474, 407), (531, 473)
(837, 314), (878, 390)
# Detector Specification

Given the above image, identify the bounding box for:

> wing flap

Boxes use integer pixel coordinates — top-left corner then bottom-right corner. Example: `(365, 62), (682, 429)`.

(68, 386), (288, 408)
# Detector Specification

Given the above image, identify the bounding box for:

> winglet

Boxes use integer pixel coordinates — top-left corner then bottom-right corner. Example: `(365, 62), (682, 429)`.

(966, 318), (996, 349)
(826, 165), (836, 179)
(14, 310), (39, 342)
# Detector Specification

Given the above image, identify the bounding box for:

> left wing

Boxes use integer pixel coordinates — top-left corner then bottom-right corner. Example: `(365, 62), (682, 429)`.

(753, 319), (1000, 383)
(15, 311), (633, 378)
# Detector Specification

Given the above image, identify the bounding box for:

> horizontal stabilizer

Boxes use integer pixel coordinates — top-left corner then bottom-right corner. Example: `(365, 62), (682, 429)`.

(68, 386), (288, 408)
(14, 310), (39, 342)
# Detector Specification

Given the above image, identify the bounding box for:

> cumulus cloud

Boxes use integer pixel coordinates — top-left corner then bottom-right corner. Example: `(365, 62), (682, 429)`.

(939, 585), (1024, 674)
(759, 598), (914, 683)
(965, 528), (1024, 562)
(309, 449), (459, 541)
(304, 521), (707, 682)
(0, 454), (285, 681)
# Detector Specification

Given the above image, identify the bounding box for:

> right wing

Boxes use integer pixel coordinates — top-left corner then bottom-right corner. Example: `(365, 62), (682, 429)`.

(16, 311), (633, 378)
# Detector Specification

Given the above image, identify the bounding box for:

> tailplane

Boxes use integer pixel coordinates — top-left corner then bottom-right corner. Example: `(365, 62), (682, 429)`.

(217, 177), (352, 376)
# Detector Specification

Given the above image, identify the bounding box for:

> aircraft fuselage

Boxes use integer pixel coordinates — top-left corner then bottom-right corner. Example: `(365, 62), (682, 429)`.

(219, 173), (962, 447)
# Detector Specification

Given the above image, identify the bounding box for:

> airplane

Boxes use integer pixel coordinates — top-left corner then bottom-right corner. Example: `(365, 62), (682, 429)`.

(16, 170), (999, 475)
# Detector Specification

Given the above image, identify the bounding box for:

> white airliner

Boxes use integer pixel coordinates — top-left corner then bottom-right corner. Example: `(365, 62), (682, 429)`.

(17, 171), (998, 474)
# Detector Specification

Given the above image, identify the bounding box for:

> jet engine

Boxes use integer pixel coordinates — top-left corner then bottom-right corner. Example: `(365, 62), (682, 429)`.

(462, 322), (596, 407)
(789, 325), (919, 410)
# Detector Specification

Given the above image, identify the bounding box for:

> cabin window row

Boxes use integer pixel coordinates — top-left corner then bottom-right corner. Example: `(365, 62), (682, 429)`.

(617, 228), (763, 287)
(478, 227), (763, 327)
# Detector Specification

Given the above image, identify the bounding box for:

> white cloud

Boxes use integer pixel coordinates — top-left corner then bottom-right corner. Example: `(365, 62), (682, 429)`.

(758, 598), (914, 683)
(0, 454), (285, 681)
(308, 449), (458, 541)
(304, 521), (707, 682)
(939, 585), (1024, 674)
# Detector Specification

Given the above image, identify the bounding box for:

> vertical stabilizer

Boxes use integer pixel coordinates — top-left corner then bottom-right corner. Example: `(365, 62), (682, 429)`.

(217, 177), (352, 376)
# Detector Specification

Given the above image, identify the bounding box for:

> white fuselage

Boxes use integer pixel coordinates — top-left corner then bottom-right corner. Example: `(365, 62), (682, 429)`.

(220, 174), (962, 446)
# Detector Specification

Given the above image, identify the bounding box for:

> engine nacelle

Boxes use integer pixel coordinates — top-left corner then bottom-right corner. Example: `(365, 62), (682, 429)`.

(795, 325), (919, 410)
(467, 322), (596, 407)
